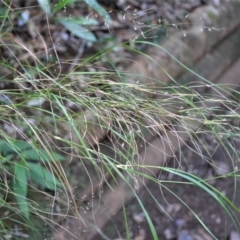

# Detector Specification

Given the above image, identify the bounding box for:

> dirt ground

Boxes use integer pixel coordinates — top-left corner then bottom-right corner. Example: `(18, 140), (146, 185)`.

(91, 131), (240, 240)
(2, 1), (240, 240)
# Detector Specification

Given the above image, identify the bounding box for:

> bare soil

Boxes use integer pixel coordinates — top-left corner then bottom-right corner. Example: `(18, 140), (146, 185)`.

(2, 1), (240, 240)
(91, 132), (240, 240)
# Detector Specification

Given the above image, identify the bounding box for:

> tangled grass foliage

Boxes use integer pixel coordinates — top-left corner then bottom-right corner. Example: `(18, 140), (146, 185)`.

(0, 1), (240, 239)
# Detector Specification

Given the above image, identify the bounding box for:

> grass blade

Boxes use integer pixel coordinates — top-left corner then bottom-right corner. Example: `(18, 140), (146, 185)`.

(21, 148), (65, 162)
(37, 0), (51, 15)
(57, 17), (97, 41)
(13, 163), (29, 219)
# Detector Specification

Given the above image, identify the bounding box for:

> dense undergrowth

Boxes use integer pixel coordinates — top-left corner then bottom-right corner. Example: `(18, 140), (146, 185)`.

(0, 0), (240, 239)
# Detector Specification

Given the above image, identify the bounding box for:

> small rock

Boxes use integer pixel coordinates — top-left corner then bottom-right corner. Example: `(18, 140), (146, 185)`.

(206, 169), (216, 185)
(212, 161), (231, 176)
(164, 228), (175, 240)
(230, 231), (240, 240)
(134, 229), (146, 240)
(192, 234), (204, 240)
(17, 10), (30, 26)
(205, 133), (217, 144)
(133, 212), (145, 223)
(66, 100), (82, 109)
(197, 228), (213, 240)
(166, 203), (182, 214)
(175, 219), (185, 229)
(117, 0), (126, 7)
(215, 217), (221, 224)
(27, 97), (45, 107)
(3, 123), (17, 135)
(212, 0), (220, 7)
(177, 230), (193, 240)
(60, 31), (69, 41)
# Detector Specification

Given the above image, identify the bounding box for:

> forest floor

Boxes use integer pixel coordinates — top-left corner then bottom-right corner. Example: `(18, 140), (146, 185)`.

(2, 1), (240, 240)
(92, 124), (240, 240)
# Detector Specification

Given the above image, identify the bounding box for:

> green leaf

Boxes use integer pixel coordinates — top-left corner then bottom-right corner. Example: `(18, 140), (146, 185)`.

(28, 163), (63, 190)
(84, 0), (111, 23)
(13, 140), (32, 151)
(0, 139), (64, 162)
(57, 18), (97, 41)
(29, 171), (58, 190)
(0, 154), (13, 164)
(58, 17), (99, 26)
(12, 163), (29, 219)
(53, 0), (77, 14)
(0, 140), (32, 155)
(21, 148), (65, 162)
(0, 140), (14, 154)
(37, 0), (51, 15)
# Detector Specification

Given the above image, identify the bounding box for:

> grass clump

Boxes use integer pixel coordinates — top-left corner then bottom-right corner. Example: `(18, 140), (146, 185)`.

(0, 1), (240, 239)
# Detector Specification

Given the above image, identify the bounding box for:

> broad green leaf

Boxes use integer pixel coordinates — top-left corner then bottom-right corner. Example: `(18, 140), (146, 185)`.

(13, 140), (32, 151)
(28, 163), (63, 190)
(21, 148), (65, 162)
(14, 164), (28, 196)
(58, 17), (99, 26)
(29, 171), (58, 190)
(37, 0), (51, 15)
(12, 164), (29, 219)
(84, 0), (111, 23)
(0, 140), (32, 155)
(0, 154), (13, 163)
(53, 0), (77, 14)
(0, 140), (64, 162)
(1, 141), (14, 153)
(0, 140), (14, 154)
(58, 18), (97, 41)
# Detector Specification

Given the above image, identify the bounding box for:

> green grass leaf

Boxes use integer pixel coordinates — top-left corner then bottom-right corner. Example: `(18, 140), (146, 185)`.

(0, 154), (13, 164)
(84, 0), (111, 23)
(29, 171), (59, 190)
(28, 163), (63, 190)
(53, 0), (77, 14)
(59, 17), (99, 26)
(0, 140), (32, 155)
(0, 140), (12, 154)
(13, 140), (32, 151)
(57, 18), (97, 41)
(0, 139), (64, 162)
(21, 148), (65, 162)
(37, 0), (51, 15)
(12, 163), (29, 219)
